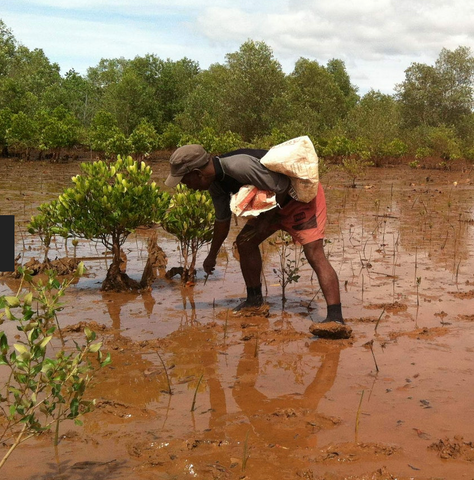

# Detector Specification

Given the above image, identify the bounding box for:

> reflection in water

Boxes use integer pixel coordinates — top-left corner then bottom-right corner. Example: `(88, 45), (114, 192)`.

(102, 291), (141, 331)
(179, 285), (197, 324)
(232, 328), (346, 449)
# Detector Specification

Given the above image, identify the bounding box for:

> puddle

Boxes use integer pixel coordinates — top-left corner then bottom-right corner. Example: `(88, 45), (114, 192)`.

(1, 157), (474, 479)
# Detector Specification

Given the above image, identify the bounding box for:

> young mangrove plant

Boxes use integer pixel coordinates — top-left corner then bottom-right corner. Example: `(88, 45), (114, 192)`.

(272, 232), (305, 305)
(190, 374), (204, 412)
(0, 266), (111, 470)
(340, 156), (374, 188)
(28, 155), (170, 291)
(162, 184), (215, 284)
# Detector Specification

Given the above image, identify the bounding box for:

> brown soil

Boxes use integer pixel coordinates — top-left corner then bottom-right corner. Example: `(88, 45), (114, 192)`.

(1, 157), (474, 479)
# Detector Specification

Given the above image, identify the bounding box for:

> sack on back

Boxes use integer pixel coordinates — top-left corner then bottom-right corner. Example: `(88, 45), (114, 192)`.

(261, 136), (319, 203)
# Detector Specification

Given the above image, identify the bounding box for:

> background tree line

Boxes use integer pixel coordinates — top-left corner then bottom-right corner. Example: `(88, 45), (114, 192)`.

(1, 18), (474, 166)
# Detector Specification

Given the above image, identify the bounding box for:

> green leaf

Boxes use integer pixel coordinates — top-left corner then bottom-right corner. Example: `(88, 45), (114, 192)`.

(4, 296), (20, 308)
(84, 327), (93, 341)
(23, 292), (33, 306)
(13, 343), (29, 355)
(0, 331), (8, 350)
(100, 353), (112, 368)
(39, 336), (53, 349)
(89, 342), (102, 353)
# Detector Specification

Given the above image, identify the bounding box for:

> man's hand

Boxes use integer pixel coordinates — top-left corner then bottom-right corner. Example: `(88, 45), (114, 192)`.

(203, 254), (217, 275)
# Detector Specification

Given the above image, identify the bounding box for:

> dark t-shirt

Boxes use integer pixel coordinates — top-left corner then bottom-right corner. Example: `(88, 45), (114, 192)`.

(209, 149), (290, 221)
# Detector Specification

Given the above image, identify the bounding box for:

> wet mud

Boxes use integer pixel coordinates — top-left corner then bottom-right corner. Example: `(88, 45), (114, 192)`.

(1, 157), (474, 479)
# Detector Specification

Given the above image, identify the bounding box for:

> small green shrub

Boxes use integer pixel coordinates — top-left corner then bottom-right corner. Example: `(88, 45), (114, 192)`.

(162, 185), (215, 283)
(129, 119), (158, 159)
(380, 138), (408, 158)
(159, 123), (184, 149)
(0, 267), (110, 469)
(415, 147), (432, 159)
(340, 156), (374, 187)
(321, 135), (353, 157)
(179, 127), (244, 154)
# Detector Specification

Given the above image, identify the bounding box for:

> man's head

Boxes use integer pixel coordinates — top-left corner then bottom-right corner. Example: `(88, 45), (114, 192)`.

(165, 144), (214, 190)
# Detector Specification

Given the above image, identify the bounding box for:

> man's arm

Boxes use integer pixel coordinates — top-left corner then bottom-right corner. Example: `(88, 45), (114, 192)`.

(203, 218), (231, 274)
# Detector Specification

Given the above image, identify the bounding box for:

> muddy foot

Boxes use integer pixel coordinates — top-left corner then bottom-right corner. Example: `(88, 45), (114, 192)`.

(232, 303), (270, 318)
(309, 321), (352, 339)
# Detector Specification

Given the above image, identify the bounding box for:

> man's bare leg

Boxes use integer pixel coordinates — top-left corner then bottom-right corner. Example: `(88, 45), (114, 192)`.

(303, 239), (344, 323)
(234, 223), (273, 312)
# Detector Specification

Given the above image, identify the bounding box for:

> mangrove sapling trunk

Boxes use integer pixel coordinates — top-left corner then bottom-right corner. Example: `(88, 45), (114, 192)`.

(102, 242), (140, 292)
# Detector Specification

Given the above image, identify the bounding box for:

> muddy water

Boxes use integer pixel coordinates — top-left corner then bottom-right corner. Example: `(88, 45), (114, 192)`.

(1, 158), (474, 479)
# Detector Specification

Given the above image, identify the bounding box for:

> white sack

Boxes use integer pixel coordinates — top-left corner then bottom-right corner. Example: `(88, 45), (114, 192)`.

(261, 135), (319, 203)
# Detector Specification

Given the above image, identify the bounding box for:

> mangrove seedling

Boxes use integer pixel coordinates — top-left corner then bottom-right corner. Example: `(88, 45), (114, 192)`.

(190, 374), (204, 412)
(355, 390), (365, 443)
(0, 266), (111, 470)
(273, 232), (305, 305)
(162, 184), (215, 283)
(340, 156), (374, 188)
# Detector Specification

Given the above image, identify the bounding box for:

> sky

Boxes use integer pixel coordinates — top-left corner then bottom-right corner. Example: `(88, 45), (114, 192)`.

(2, 0), (474, 95)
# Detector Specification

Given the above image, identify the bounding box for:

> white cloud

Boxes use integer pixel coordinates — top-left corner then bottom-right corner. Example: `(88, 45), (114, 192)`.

(195, 0), (474, 92)
(3, 0), (474, 93)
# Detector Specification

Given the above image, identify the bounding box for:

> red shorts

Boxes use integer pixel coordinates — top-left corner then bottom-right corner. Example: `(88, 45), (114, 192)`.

(270, 182), (327, 245)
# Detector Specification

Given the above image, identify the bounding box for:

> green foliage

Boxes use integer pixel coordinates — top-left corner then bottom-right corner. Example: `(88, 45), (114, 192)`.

(321, 135), (354, 157)
(0, 44), (60, 115)
(0, 20), (16, 77)
(129, 119), (158, 158)
(0, 107), (12, 148)
(428, 126), (461, 160)
(340, 157), (374, 187)
(159, 122), (184, 149)
(343, 90), (402, 159)
(0, 267), (111, 469)
(3, 16), (474, 165)
(287, 58), (350, 135)
(396, 46), (474, 129)
(408, 125), (461, 161)
(28, 156), (170, 284)
(223, 40), (286, 141)
(89, 110), (121, 152)
(415, 147), (432, 160)
(252, 129), (290, 150)
(130, 55), (200, 125)
(162, 185), (215, 282)
(5, 111), (39, 158)
(41, 69), (97, 129)
(105, 131), (133, 158)
(179, 127), (244, 153)
(38, 106), (81, 155)
(463, 146), (474, 162)
(380, 138), (408, 158)
(326, 58), (359, 109)
(27, 202), (64, 263)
